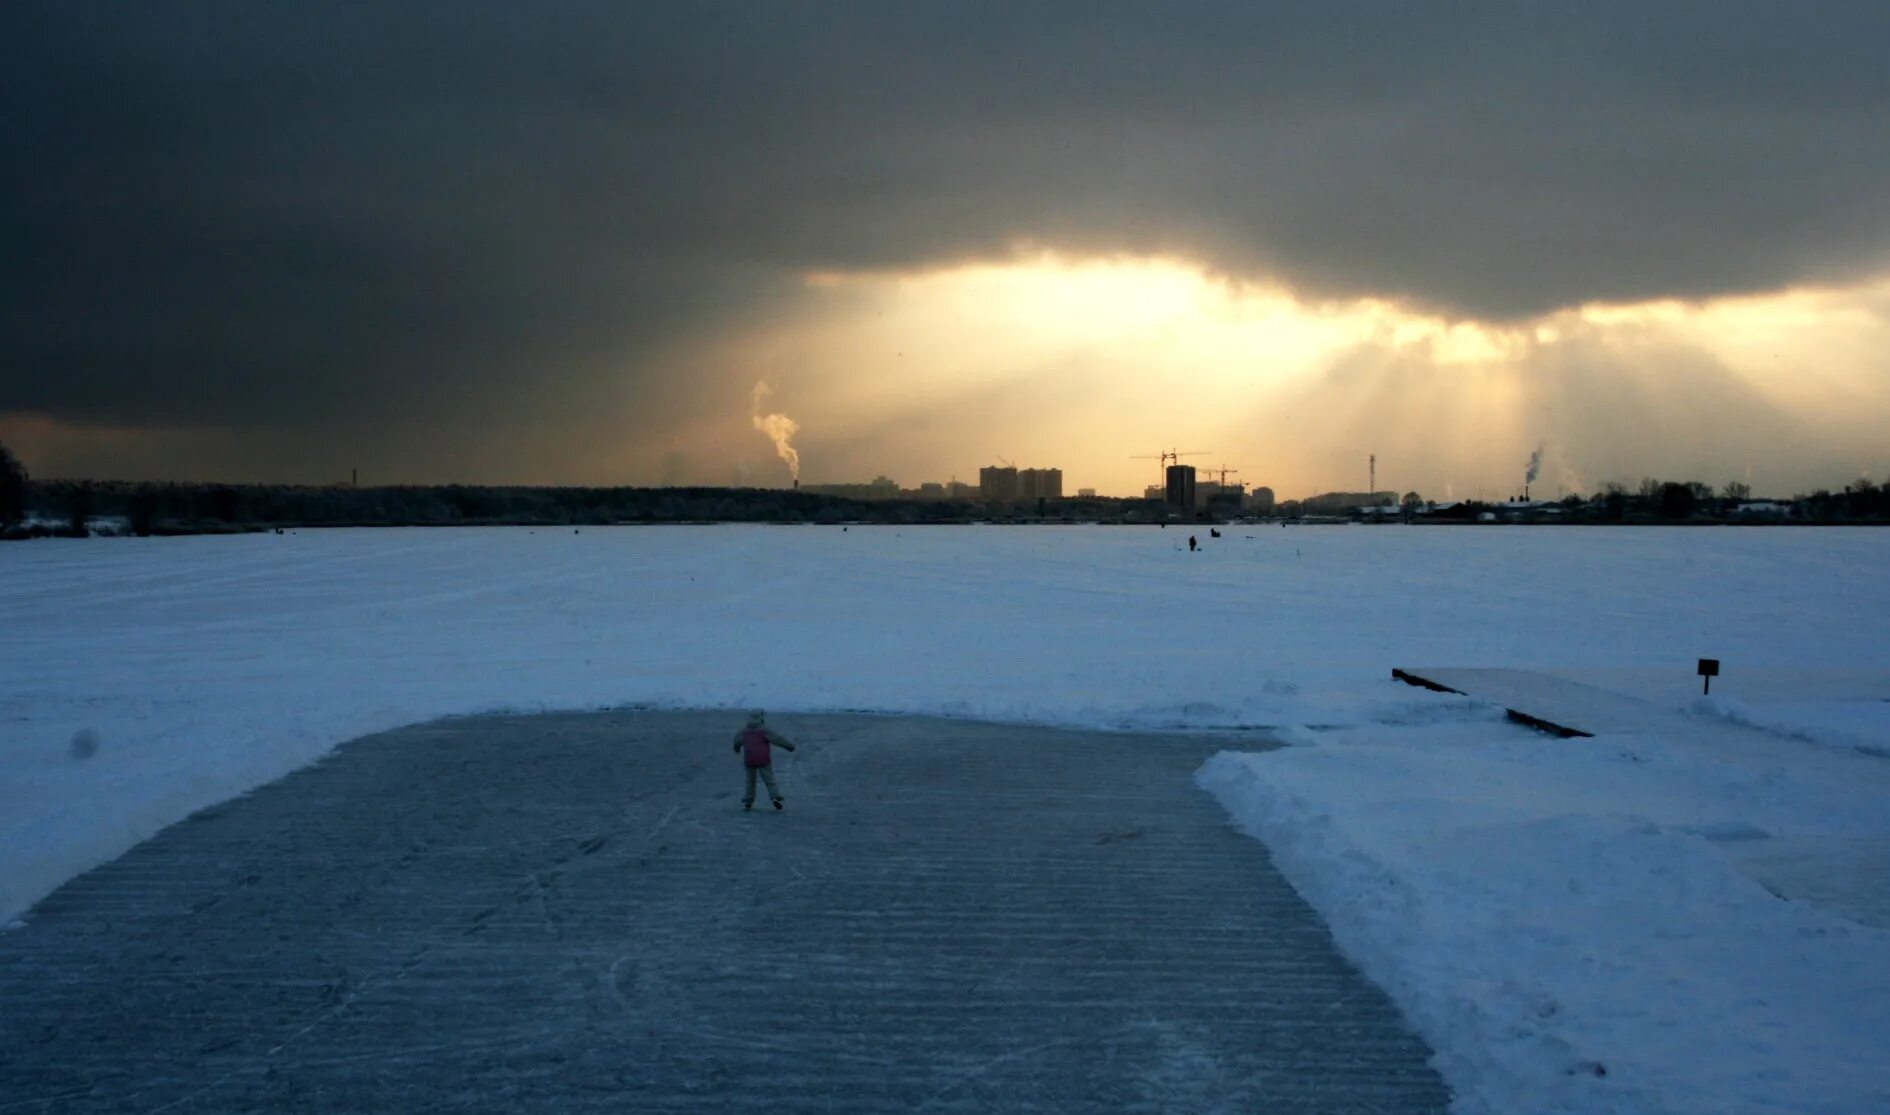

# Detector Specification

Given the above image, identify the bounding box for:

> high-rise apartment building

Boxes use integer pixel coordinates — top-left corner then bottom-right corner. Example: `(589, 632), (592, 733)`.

(1165, 464), (1197, 510)
(1018, 468), (1063, 500)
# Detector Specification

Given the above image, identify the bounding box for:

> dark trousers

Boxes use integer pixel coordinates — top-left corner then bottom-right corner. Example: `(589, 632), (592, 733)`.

(743, 764), (781, 804)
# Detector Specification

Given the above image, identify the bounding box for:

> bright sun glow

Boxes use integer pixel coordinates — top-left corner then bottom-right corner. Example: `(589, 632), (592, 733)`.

(685, 252), (1890, 499)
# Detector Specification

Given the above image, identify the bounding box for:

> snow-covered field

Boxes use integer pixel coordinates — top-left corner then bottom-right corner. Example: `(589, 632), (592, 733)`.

(5, 524), (1888, 1114)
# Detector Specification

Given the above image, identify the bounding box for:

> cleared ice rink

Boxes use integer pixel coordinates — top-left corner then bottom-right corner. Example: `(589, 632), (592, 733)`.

(0, 711), (1449, 1112)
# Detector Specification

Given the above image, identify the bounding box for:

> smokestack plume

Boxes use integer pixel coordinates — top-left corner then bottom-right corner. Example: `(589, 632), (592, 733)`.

(750, 381), (801, 483)
(1525, 445), (1543, 485)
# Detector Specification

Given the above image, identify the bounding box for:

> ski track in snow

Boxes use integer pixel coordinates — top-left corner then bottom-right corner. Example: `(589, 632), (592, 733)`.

(5, 523), (1890, 1114)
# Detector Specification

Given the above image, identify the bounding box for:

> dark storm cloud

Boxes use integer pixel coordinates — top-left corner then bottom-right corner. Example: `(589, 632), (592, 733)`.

(4, 1), (1890, 463)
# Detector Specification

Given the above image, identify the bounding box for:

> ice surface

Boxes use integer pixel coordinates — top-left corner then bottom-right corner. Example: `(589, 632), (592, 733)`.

(5, 524), (1890, 1112)
(0, 712), (1452, 1112)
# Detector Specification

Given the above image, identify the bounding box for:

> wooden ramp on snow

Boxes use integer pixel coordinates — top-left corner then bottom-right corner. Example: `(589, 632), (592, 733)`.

(1394, 667), (1677, 738)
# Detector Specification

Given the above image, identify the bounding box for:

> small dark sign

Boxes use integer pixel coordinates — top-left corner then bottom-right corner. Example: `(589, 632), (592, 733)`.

(1698, 658), (1720, 695)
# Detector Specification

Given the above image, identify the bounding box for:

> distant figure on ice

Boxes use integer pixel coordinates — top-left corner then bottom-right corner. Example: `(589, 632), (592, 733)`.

(1188, 535), (1197, 551)
(734, 710), (797, 811)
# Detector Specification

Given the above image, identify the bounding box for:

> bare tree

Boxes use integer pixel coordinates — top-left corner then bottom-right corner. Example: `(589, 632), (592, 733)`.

(1721, 481), (1752, 502)
(0, 440), (27, 528)
(1657, 481), (1697, 520)
(66, 481), (94, 537)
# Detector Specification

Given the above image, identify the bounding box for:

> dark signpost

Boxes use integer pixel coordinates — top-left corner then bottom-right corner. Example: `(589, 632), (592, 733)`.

(1698, 658), (1720, 695)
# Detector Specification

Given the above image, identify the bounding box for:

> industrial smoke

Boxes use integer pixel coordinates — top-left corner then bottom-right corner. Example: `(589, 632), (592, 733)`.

(1525, 445), (1543, 485)
(750, 381), (801, 483)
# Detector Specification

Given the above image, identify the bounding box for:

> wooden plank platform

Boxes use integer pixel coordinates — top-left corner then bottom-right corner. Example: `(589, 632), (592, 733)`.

(1393, 668), (1597, 737)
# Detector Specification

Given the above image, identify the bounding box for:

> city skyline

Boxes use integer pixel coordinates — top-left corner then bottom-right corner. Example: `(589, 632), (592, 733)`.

(4, 6), (1889, 498)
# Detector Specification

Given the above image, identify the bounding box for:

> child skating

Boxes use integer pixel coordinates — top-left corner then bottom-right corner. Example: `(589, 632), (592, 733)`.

(733, 710), (796, 811)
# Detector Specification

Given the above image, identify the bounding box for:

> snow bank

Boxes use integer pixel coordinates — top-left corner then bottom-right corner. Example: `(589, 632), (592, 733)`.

(1200, 713), (1890, 1115)
(1691, 696), (1890, 756)
(6, 524), (1890, 1110)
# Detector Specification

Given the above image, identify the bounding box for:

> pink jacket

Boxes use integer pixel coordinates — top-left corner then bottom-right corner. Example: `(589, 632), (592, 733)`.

(734, 727), (795, 767)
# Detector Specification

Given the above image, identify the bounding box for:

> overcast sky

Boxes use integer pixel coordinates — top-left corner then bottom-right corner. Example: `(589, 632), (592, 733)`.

(4, 2), (1888, 497)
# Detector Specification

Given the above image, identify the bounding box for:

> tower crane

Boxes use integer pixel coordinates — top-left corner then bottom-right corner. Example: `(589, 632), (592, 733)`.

(1128, 448), (1211, 485)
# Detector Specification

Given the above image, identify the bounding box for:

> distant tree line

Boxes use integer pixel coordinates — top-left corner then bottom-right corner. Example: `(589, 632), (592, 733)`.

(2, 472), (1176, 539)
(5, 480), (964, 536)
(1319, 477), (1887, 524)
(1583, 477), (1886, 522)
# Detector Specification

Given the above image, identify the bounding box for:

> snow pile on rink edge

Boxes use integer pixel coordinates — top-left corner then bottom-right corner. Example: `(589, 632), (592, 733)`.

(1199, 713), (1890, 1115)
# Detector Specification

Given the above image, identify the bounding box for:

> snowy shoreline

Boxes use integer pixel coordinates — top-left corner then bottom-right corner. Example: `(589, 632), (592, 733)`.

(5, 525), (1889, 1113)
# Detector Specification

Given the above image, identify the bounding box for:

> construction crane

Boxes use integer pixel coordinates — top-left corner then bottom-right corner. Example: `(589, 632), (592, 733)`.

(1206, 465), (1241, 489)
(1129, 448), (1211, 485)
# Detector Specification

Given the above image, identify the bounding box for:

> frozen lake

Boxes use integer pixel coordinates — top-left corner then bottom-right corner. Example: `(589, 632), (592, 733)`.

(4, 524), (1889, 1113)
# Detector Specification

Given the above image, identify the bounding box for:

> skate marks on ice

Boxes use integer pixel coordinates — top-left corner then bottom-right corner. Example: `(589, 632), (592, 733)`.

(0, 711), (1449, 1112)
